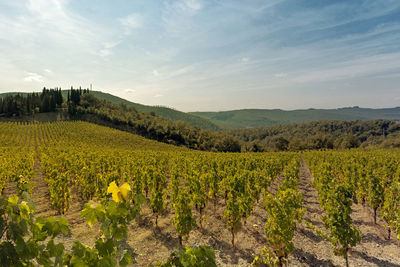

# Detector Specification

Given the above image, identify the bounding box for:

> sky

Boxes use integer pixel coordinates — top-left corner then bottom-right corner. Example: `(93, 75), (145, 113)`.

(0, 0), (400, 111)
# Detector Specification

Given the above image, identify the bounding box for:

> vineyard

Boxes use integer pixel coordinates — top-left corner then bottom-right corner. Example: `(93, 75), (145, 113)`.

(1, 121), (400, 266)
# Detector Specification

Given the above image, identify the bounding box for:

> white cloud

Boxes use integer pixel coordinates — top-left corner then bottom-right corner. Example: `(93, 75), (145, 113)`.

(98, 49), (112, 57)
(169, 65), (195, 78)
(119, 13), (143, 35)
(182, 0), (203, 11)
(23, 0), (100, 42)
(241, 57), (249, 63)
(104, 41), (121, 49)
(23, 72), (44, 82)
(274, 72), (288, 78)
(125, 89), (136, 93)
(26, 0), (68, 20)
(293, 52), (400, 83)
(162, 0), (204, 36)
(97, 41), (122, 58)
(153, 70), (160, 76)
(0, 0), (108, 75)
(166, 0), (203, 14)
(154, 94), (163, 98)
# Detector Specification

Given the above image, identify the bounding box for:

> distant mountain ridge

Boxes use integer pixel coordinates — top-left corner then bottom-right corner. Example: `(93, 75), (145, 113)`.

(190, 107), (400, 129)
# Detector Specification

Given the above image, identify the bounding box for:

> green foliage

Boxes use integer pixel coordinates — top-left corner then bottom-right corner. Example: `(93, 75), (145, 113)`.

(64, 182), (139, 266)
(306, 152), (363, 266)
(155, 246), (217, 267)
(382, 179), (400, 239)
(228, 120), (397, 151)
(322, 185), (361, 263)
(367, 167), (385, 224)
(192, 108), (400, 129)
(16, 175), (33, 196)
(149, 172), (166, 226)
(0, 88), (63, 117)
(0, 194), (68, 267)
(223, 192), (242, 246)
(189, 172), (208, 226)
(254, 158), (303, 267)
(340, 134), (361, 149)
(78, 90), (220, 131)
(0, 179), (141, 267)
(256, 189), (303, 266)
(46, 170), (71, 214)
(172, 190), (197, 245)
(274, 137), (289, 151)
(73, 94), (240, 152)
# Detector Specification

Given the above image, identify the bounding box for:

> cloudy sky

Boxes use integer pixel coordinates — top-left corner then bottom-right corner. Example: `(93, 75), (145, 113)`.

(0, 0), (400, 111)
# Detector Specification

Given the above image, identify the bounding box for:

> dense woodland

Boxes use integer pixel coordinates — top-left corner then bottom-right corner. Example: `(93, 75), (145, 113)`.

(229, 120), (400, 151)
(0, 88), (63, 116)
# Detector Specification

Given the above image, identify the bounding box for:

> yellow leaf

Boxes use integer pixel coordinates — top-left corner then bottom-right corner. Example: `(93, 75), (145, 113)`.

(107, 181), (118, 194)
(119, 183), (131, 201)
(112, 191), (123, 202)
(107, 181), (122, 202)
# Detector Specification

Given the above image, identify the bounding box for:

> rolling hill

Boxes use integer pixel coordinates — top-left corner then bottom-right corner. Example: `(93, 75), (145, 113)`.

(2, 91), (400, 130)
(76, 91), (220, 131)
(0, 91), (220, 131)
(190, 107), (400, 129)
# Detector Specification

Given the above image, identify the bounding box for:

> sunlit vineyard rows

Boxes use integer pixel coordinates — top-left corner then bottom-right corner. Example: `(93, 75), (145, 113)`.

(1, 121), (400, 266)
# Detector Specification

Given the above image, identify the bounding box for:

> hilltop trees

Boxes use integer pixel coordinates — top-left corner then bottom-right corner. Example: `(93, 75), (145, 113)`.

(0, 88), (63, 116)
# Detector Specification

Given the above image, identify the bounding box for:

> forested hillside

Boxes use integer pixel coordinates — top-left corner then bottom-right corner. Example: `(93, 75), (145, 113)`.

(229, 120), (400, 151)
(78, 91), (220, 131)
(0, 90), (220, 131)
(191, 107), (400, 129)
(71, 93), (241, 152)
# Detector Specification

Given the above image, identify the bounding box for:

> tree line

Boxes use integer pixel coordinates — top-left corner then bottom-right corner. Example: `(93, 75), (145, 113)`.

(0, 88), (63, 116)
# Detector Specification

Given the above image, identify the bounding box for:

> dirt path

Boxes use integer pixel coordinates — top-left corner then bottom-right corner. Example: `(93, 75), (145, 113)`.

(54, 187), (100, 250)
(2, 180), (17, 197)
(290, 158), (400, 267)
(30, 153), (99, 250)
(31, 156), (55, 217)
(291, 158), (338, 266)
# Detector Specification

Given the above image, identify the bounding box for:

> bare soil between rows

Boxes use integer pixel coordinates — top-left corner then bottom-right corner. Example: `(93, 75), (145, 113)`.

(6, 157), (400, 266)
